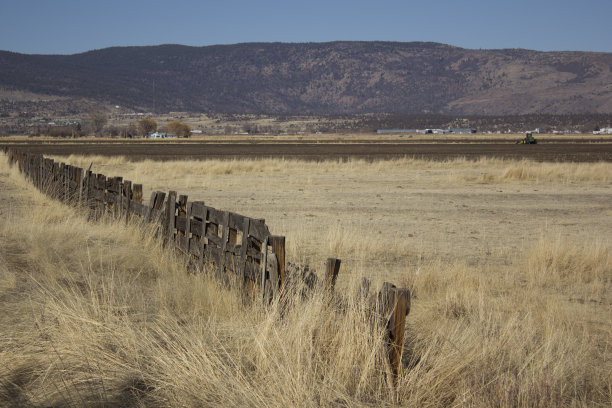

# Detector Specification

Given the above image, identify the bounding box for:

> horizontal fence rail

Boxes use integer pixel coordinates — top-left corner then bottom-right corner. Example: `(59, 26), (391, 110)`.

(3, 146), (410, 381)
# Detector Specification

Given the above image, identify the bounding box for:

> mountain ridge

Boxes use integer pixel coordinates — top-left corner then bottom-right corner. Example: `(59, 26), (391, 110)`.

(1, 41), (611, 115)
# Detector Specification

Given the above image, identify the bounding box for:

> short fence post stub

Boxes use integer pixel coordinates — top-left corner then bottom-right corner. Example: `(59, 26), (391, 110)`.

(378, 283), (411, 383)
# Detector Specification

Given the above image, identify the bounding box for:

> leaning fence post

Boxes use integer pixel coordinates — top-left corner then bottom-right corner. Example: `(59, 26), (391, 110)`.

(147, 192), (157, 221)
(147, 191), (166, 223)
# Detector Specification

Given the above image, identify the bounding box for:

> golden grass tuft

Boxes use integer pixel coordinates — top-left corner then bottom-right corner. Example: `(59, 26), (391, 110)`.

(500, 161), (612, 183)
(526, 236), (612, 290)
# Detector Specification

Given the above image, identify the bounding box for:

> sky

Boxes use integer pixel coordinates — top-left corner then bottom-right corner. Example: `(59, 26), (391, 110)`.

(1, 0), (610, 55)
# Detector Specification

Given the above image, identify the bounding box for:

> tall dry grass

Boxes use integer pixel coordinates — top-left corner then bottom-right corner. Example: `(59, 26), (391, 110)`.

(1, 154), (611, 406)
(464, 160), (612, 184)
(51, 155), (612, 185)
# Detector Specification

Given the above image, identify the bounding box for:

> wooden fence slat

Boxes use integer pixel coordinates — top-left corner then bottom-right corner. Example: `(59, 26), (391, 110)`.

(260, 237), (268, 300)
(267, 253), (278, 299)
(249, 220), (270, 243)
(184, 199), (192, 252)
(175, 217), (188, 232)
(271, 236), (286, 290)
(190, 201), (206, 218)
(123, 180), (132, 224)
(77, 167), (84, 206)
(167, 191), (177, 244)
(147, 192), (157, 220)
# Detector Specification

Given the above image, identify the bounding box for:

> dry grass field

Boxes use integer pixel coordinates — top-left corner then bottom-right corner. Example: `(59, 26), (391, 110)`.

(1, 152), (611, 406)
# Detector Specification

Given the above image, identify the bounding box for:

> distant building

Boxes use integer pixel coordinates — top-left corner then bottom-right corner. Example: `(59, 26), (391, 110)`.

(376, 129), (418, 134)
(377, 128), (475, 134)
(450, 128), (477, 134)
(146, 132), (167, 139)
(594, 127), (612, 135)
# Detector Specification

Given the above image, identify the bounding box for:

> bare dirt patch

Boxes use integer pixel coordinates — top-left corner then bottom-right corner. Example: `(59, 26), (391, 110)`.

(3, 139), (612, 162)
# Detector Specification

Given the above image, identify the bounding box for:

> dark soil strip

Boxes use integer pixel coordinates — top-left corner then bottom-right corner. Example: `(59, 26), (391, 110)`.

(3, 142), (612, 162)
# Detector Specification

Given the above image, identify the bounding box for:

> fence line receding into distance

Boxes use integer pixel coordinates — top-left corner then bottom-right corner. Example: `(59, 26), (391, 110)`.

(3, 147), (410, 381)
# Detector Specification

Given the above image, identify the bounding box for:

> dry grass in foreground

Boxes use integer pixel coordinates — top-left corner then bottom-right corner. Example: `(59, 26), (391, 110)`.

(1, 155), (611, 407)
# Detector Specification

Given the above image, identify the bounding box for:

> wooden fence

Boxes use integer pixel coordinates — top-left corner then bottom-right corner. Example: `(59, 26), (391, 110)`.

(3, 147), (410, 380)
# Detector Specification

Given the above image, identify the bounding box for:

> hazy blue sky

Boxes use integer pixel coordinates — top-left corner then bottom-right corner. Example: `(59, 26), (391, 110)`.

(1, 0), (610, 55)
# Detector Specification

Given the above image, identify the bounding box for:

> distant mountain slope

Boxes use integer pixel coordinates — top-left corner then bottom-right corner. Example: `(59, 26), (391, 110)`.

(1, 42), (611, 114)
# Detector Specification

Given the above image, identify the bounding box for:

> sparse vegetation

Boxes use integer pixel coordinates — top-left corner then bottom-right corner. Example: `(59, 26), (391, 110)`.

(85, 109), (108, 136)
(166, 120), (191, 138)
(137, 118), (157, 136)
(2, 43), (612, 116)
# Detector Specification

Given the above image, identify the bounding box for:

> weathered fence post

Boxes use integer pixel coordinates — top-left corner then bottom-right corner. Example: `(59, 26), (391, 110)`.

(260, 236), (268, 300)
(123, 180), (132, 225)
(175, 194), (189, 249)
(116, 178), (124, 219)
(147, 191), (166, 223)
(378, 283), (411, 382)
(182, 196), (192, 253)
(271, 235), (286, 290)
(166, 191), (177, 244)
(325, 257), (341, 293)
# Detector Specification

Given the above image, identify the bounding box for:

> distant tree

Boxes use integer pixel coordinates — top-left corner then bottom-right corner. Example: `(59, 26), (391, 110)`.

(45, 126), (84, 138)
(86, 109), (108, 136)
(106, 125), (121, 137)
(166, 121), (191, 138)
(137, 118), (157, 136)
(121, 122), (138, 138)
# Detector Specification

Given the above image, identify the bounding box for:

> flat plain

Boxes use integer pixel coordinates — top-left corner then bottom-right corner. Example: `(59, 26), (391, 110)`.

(52, 152), (612, 283)
(2, 135), (612, 162)
(1, 137), (611, 407)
